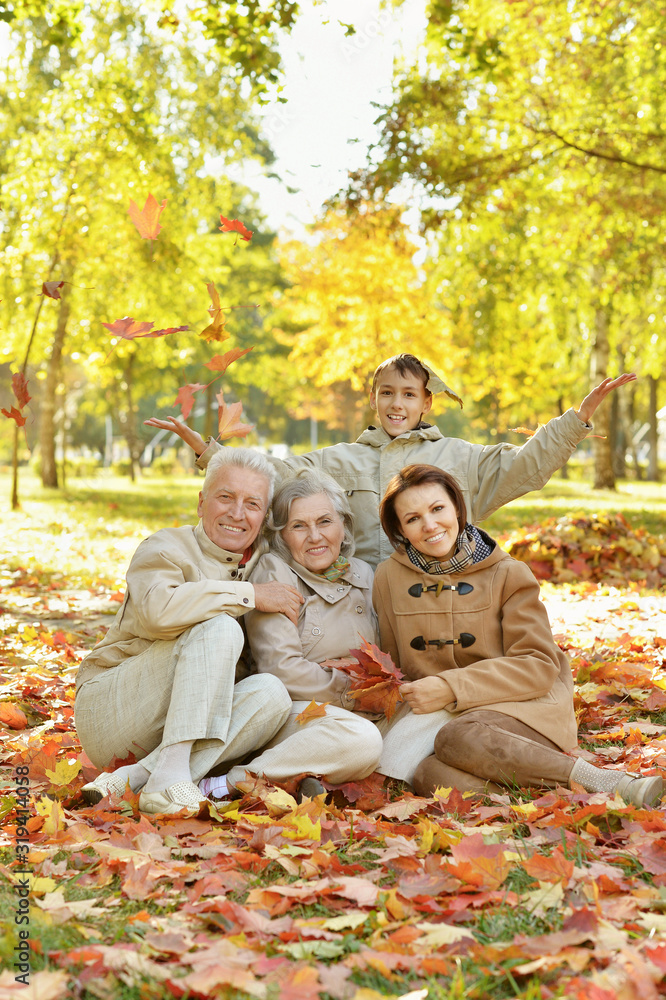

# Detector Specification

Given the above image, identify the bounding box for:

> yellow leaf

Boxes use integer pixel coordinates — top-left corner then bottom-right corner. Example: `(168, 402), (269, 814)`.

(45, 758), (82, 786)
(34, 797), (65, 835)
(282, 814), (321, 842)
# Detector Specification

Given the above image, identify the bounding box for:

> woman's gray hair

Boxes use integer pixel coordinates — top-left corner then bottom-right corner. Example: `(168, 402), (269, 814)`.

(267, 469), (355, 560)
(202, 448), (276, 506)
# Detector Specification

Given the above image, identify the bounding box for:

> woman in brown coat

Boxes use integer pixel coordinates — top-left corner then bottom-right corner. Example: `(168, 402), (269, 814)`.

(373, 464), (663, 807)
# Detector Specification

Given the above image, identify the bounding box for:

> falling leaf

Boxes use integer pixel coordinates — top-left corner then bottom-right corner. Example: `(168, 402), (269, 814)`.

(509, 425), (537, 437)
(204, 347), (254, 373)
(102, 317), (189, 341)
(295, 701), (330, 725)
(216, 389), (253, 440)
(174, 383), (207, 421)
(11, 372), (31, 409)
(200, 281), (230, 343)
(219, 214), (253, 242)
(1, 405), (26, 427)
(128, 193), (167, 240)
(42, 280), (65, 299)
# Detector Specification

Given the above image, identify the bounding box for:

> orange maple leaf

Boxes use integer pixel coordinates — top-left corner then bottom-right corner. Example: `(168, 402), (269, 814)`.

(334, 638), (405, 720)
(200, 281), (230, 343)
(102, 317), (189, 340)
(295, 700), (330, 725)
(128, 193), (167, 240)
(0, 702), (28, 729)
(174, 383), (207, 421)
(509, 425), (537, 437)
(216, 389), (253, 441)
(219, 214), (253, 242)
(204, 347), (254, 373)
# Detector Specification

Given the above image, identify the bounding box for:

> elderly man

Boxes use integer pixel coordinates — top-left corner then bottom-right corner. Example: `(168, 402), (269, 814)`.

(76, 448), (303, 815)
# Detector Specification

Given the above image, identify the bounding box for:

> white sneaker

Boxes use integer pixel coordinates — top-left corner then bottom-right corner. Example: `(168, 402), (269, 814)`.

(614, 773), (664, 808)
(81, 771), (131, 805)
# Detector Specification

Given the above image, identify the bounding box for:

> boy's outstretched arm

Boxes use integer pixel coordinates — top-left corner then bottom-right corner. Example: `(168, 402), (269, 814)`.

(144, 417), (207, 456)
(575, 373), (636, 424)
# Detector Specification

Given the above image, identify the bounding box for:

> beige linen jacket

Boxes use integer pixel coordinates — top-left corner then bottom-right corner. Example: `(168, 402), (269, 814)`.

(75, 522), (266, 691)
(197, 411), (589, 567)
(372, 542), (577, 750)
(246, 553), (378, 710)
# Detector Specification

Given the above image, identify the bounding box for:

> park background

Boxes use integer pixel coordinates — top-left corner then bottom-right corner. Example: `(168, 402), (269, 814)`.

(1, 3), (666, 1000)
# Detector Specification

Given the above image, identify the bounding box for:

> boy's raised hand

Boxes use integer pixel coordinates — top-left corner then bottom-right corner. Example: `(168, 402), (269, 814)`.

(144, 416), (207, 456)
(575, 373), (637, 425)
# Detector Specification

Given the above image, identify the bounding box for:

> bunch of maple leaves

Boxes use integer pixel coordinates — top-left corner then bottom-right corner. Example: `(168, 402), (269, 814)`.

(4, 194), (258, 443)
(504, 511), (666, 588)
(1, 522), (666, 1000)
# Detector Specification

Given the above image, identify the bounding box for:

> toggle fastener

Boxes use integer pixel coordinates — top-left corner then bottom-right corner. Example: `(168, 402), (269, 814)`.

(410, 632), (476, 651)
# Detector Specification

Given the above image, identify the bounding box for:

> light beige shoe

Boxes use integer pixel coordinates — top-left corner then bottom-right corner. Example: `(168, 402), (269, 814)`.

(613, 773), (664, 808)
(138, 781), (207, 816)
(82, 771), (130, 805)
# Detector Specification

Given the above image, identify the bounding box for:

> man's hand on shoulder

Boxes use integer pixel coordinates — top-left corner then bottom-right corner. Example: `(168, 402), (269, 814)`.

(253, 582), (304, 626)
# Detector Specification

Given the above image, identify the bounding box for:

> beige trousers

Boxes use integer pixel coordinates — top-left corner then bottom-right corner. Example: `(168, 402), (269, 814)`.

(228, 703), (383, 788)
(75, 615), (292, 783)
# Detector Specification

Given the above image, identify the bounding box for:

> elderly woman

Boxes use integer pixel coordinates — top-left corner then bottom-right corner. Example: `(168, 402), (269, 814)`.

(199, 468), (383, 801)
(372, 463), (663, 807)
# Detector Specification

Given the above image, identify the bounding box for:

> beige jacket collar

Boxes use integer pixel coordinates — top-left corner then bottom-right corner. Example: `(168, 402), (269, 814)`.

(194, 520), (267, 571)
(284, 555), (371, 600)
(355, 423), (445, 449)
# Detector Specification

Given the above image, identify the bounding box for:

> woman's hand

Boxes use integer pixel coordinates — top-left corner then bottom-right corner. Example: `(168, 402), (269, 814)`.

(144, 416), (207, 456)
(575, 373), (636, 424)
(400, 675), (455, 714)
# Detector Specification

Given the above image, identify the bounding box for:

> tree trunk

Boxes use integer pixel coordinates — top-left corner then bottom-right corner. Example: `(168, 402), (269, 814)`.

(626, 380), (642, 479)
(39, 282), (72, 488)
(556, 396), (569, 478)
(118, 352), (141, 482)
(204, 380), (215, 440)
(590, 292), (615, 490)
(647, 375), (660, 481)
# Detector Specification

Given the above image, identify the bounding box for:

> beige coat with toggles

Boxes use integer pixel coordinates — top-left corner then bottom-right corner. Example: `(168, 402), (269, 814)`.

(197, 410), (590, 568)
(372, 543), (577, 750)
(245, 553), (378, 711)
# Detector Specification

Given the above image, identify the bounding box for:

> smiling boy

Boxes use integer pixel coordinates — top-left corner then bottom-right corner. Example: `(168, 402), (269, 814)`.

(146, 354), (634, 568)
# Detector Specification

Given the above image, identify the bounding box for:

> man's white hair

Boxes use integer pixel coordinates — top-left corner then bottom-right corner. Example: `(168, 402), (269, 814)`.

(201, 448), (277, 506)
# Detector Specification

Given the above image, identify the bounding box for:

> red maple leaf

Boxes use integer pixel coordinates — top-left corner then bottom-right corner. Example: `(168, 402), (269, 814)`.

(11, 372), (31, 409)
(174, 383), (207, 421)
(204, 347), (254, 373)
(102, 317), (188, 340)
(2, 405), (26, 427)
(219, 215), (253, 242)
(216, 390), (253, 440)
(333, 638), (405, 720)
(42, 280), (65, 299)
(128, 193), (167, 240)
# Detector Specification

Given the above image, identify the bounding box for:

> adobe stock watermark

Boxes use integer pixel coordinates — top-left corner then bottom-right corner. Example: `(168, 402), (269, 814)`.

(13, 765), (32, 986)
(341, 11), (391, 62)
(263, 103), (297, 141)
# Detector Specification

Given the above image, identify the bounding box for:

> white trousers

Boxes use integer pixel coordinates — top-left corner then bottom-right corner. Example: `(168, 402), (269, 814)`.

(75, 616), (292, 783)
(376, 700), (457, 784)
(227, 702), (383, 788)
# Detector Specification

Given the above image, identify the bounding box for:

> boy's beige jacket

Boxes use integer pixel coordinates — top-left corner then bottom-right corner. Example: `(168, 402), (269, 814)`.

(198, 410), (589, 568)
(372, 543), (577, 751)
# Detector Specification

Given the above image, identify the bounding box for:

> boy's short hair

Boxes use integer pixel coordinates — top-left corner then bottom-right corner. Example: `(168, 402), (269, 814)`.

(371, 354), (431, 396)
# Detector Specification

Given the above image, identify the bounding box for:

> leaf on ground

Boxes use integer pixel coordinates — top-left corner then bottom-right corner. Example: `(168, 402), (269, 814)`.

(128, 193), (166, 240)
(216, 389), (253, 440)
(219, 214), (253, 243)
(295, 701), (329, 725)
(0, 702), (28, 729)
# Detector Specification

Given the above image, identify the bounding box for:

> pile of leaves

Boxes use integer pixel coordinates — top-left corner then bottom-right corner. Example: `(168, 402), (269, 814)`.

(503, 511), (666, 587)
(1, 545), (666, 999)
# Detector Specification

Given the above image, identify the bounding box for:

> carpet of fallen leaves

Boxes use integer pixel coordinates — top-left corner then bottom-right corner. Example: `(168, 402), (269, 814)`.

(1, 513), (666, 1000)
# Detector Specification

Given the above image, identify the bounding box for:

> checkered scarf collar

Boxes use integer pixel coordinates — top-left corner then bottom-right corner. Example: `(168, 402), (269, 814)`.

(405, 524), (495, 575)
